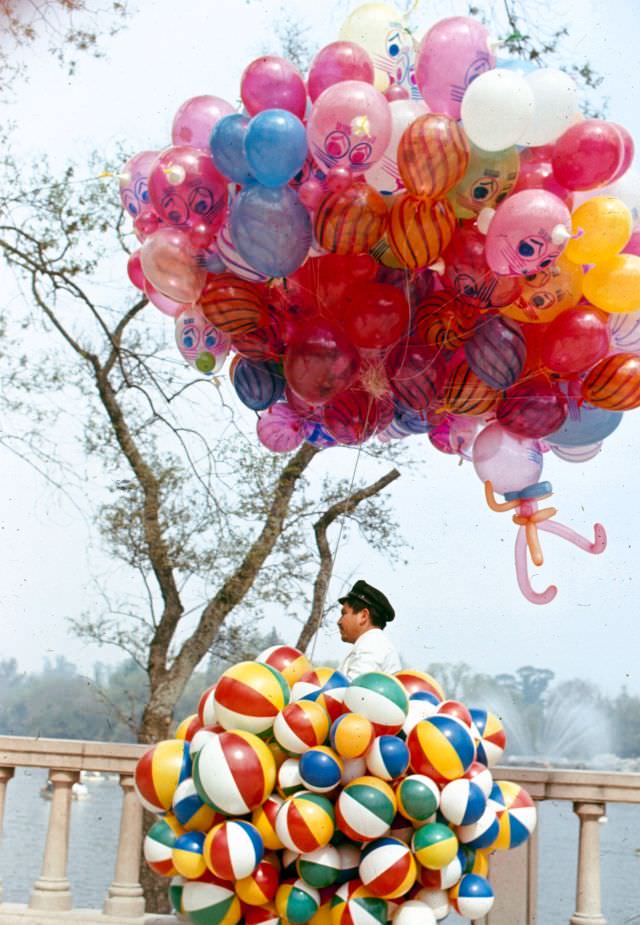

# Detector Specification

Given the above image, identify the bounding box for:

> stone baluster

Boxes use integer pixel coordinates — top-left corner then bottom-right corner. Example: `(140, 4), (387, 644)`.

(570, 801), (607, 925)
(0, 766), (16, 901)
(103, 772), (145, 918)
(28, 768), (79, 911)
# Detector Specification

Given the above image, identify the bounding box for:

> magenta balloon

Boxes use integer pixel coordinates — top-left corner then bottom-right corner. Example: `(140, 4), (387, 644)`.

(148, 146), (228, 234)
(551, 120), (625, 191)
(283, 320), (360, 405)
(119, 150), (160, 228)
(473, 422), (543, 494)
(241, 56), (307, 118)
(307, 42), (375, 102)
(171, 95), (236, 149)
(623, 226), (640, 257)
(610, 123), (635, 182)
(143, 281), (187, 317)
(257, 403), (306, 453)
(484, 189), (571, 277)
(307, 80), (392, 175)
(415, 16), (495, 120)
(140, 227), (206, 303)
(127, 250), (146, 290)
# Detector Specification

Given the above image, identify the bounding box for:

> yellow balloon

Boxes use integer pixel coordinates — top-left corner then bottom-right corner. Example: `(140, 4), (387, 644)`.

(339, 2), (415, 94)
(500, 254), (583, 324)
(583, 254), (640, 313)
(566, 196), (632, 265)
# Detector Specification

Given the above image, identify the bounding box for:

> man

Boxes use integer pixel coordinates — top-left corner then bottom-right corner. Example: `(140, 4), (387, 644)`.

(337, 579), (401, 680)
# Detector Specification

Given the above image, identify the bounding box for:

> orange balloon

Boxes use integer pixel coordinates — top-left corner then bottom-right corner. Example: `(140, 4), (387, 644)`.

(438, 356), (501, 416)
(582, 353), (640, 411)
(500, 254), (583, 324)
(315, 183), (388, 255)
(414, 291), (477, 352)
(387, 194), (456, 270)
(397, 114), (470, 198)
(198, 273), (267, 335)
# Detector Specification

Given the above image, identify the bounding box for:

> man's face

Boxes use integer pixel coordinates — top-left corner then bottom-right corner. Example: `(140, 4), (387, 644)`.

(338, 602), (367, 643)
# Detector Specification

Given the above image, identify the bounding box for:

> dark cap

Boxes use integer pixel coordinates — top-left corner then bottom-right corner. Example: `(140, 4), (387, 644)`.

(338, 579), (395, 624)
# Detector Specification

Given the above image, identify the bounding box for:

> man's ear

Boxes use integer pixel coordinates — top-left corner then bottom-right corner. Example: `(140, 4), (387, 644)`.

(359, 607), (371, 626)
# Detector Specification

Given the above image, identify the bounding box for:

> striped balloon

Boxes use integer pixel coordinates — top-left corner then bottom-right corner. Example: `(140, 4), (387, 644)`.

(397, 114), (470, 198)
(275, 791), (336, 853)
(469, 709), (506, 767)
(252, 794), (285, 850)
(143, 813), (184, 876)
(582, 353), (640, 410)
(135, 739), (192, 814)
(464, 316), (526, 389)
(550, 442), (603, 463)
(439, 356), (500, 416)
(214, 661), (290, 735)
(394, 670), (445, 701)
(232, 308), (285, 362)
(359, 837), (417, 899)
(193, 729), (276, 815)
(231, 357), (285, 411)
(315, 184), (388, 255)
(388, 195), (456, 270)
(413, 292), (475, 352)
(273, 700), (330, 754)
(322, 389), (388, 445)
(388, 341), (445, 413)
(198, 273), (267, 335)
(407, 716), (476, 783)
(257, 403), (307, 453)
(330, 879), (388, 925)
(182, 875), (242, 925)
(609, 309), (640, 352)
(217, 219), (270, 283)
(497, 377), (568, 437)
(344, 672), (409, 736)
(276, 879), (321, 924)
(204, 819), (264, 880)
(488, 780), (537, 850)
(336, 776), (397, 843)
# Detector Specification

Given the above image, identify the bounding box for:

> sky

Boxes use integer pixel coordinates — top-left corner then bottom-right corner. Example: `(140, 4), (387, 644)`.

(1, 0), (640, 696)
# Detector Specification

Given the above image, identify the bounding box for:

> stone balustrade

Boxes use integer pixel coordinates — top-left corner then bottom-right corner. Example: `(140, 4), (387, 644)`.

(0, 736), (639, 925)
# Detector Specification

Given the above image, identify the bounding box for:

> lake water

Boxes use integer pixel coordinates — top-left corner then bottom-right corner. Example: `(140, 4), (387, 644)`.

(1, 768), (639, 923)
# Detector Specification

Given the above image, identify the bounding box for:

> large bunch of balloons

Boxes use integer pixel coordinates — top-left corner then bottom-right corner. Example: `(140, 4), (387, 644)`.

(118, 2), (640, 601)
(135, 645), (537, 923)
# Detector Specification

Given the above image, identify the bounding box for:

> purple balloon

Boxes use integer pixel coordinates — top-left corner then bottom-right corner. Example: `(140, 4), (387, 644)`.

(171, 95), (235, 149)
(230, 184), (311, 278)
(464, 316), (526, 389)
(257, 403), (306, 452)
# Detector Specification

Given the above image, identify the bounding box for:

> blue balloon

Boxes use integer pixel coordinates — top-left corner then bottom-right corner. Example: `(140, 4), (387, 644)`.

(230, 184), (311, 278)
(393, 401), (432, 435)
(547, 403), (623, 447)
(305, 422), (337, 448)
(210, 114), (254, 184)
(244, 109), (308, 188)
(233, 359), (285, 411)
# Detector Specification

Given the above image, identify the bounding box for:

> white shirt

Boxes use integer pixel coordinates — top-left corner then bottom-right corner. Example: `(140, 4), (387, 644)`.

(339, 628), (401, 681)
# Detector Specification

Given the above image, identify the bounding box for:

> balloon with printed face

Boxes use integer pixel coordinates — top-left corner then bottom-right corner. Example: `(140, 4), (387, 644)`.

(540, 307), (610, 377)
(231, 184), (312, 278)
(308, 80), (392, 176)
(442, 223), (522, 312)
(175, 308), (231, 374)
(483, 190), (572, 277)
(497, 375), (568, 438)
(120, 150), (162, 238)
(461, 69), (535, 151)
(339, 3), (419, 98)
(397, 114), (470, 199)
(415, 17), (495, 120)
(148, 147), (228, 239)
(583, 254), (640, 314)
(210, 114), (255, 185)
(388, 194), (456, 271)
(172, 96), (236, 149)
(245, 110), (309, 189)
(519, 69), (579, 148)
(552, 120), (626, 191)
(241, 56), (307, 118)
(500, 254), (583, 324)
(581, 353), (640, 411)
(308, 42), (376, 102)
(284, 320), (361, 406)
(449, 144), (520, 219)
(473, 422), (544, 494)
(140, 228), (207, 303)
(315, 183), (388, 255)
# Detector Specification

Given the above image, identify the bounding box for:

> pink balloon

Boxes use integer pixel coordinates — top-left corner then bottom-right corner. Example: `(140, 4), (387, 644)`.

(415, 16), (495, 120)
(148, 146), (228, 235)
(241, 56), (307, 118)
(307, 80), (392, 175)
(484, 189), (572, 277)
(473, 422), (543, 494)
(119, 150), (161, 235)
(551, 120), (625, 191)
(171, 95), (236, 149)
(610, 123), (635, 182)
(511, 147), (573, 207)
(143, 280), (184, 317)
(307, 42), (375, 103)
(175, 307), (231, 373)
(257, 403), (306, 452)
(127, 250), (146, 290)
(140, 227), (206, 303)
(623, 226), (640, 257)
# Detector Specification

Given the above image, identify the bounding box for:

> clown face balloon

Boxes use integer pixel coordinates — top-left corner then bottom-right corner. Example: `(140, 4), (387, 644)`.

(339, 4), (419, 99)
(148, 146), (228, 238)
(449, 143), (520, 219)
(119, 150), (162, 239)
(483, 190), (572, 278)
(175, 307), (231, 374)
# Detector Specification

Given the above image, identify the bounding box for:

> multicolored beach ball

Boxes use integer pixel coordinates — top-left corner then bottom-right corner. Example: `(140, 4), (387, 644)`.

(273, 701), (330, 754)
(330, 879), (389, 925)
(242, 901), (280, 925)
(330, 713), (375, 759)
(276, 879), (321, 924)
(172, 776), (220, 832)
(469, 708), (506, 767)
(236, 855), (281, 905)
(336, 776), (396, 843)
(275, 791), (336, 853)
(181, 874), (242, 925)
(365, 736), (410, 781)
(297, 844), (341, 888)
(489, 780), (537, 849)
(278, 757), (305, 798)
(203, 819), (264, 880)
(135, 739), (191, 813)
(193, 729), (276, 815)
(214, 661), (290, 736)
(172, 830), (207, 879)
(392, 899), (437, 925)
(257, 645), (312, 687)
(411, 823), (458, 870)
(449, 873), (495, 919)
(143, 813), (184, 876)
(412, 887), (449, 921)
(407, 715), (475, 783)
(358, 836), (417, 899)
(292, 668), (350, 723)
(439, 778), (487, 826)
(299, 746), (343, 793)
(457, 804), (500, 850)
(395, 774), (440, 826)
(395, 670), (444, 701)
(252, 794), (285, 850)
(344, 673), (409, 736)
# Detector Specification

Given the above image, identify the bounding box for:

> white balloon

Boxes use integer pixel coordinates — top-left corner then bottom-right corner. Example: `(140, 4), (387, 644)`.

(365, 98), (429, 195)
(461, 69), (534, 151)
(609, 309), (640, 352)
(549, 442), (602, 463)
(520, 68), (579, 147)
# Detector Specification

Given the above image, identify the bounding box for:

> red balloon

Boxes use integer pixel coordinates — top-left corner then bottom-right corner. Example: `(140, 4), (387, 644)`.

(343, 283), (411, 349)
(232, 307), (285, 362)
(386, 340), (446, 411)
(441, 223), (522, 311)
(284, 320), (361, 405)
(127, 250), (146, 290)
(497, 375), (568, 437)
(541, 307), (610, 377)
(552, 120), (625, 191)
(322, 388), (392, 444)
(610, 123), (635, 182)
(511, 147), (573, 206)
(287, 254), (378, 318)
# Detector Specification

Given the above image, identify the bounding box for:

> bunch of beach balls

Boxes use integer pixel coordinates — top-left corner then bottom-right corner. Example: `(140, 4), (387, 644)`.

(134, 646), (536, 924)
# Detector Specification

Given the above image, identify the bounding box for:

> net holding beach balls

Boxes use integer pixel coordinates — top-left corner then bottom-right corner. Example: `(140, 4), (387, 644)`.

(292, 668), (351, 723)
(330, 879), (389, 925)
(394, 670), (445, 701)
(489, 780), (537, 850)
(182, 874), (242, 925)
(297, 844), (341, 888)
(457, 804), (500, 851)
(391, 899), (437, 925)
(175, 713), (203, 743)
(198, 684), (218, 726)
(276, 879), (321, 924)
(204, 819), (264, 880)
(236, 854), (281, 905)
(336, 776), (397, 843)
(395, 774), (440, 826)
(449, 873), (495, 920)
(439, 779), (487, 827)
(214, 661), (290, 736)
(411, 822), (458, 870)
(401, 692), (440, 738)
(172, 830), (207, 880)
(359, 836), (417, 899)
(407, 715), (475, 783)
(143, 813), (184, 877)
(273, 701), (330, 754)
(278, 757), (305, 798)
(299, 746), (344, 793)
(135, 739), (192, 814)
(275, 791), (336, 853)
(343, 673), (409, 736)
(464, 760), (494, 798)
(172, 776), (221, 832)
(252, 794), (285, 850)
(412, 887), (450, 921)
(194, 729), (276, 815)
(469, 708), (506, 767)
(257, 645), (313, 687)
(365, 736), (410, 781)
(330, 713), (375, 759)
